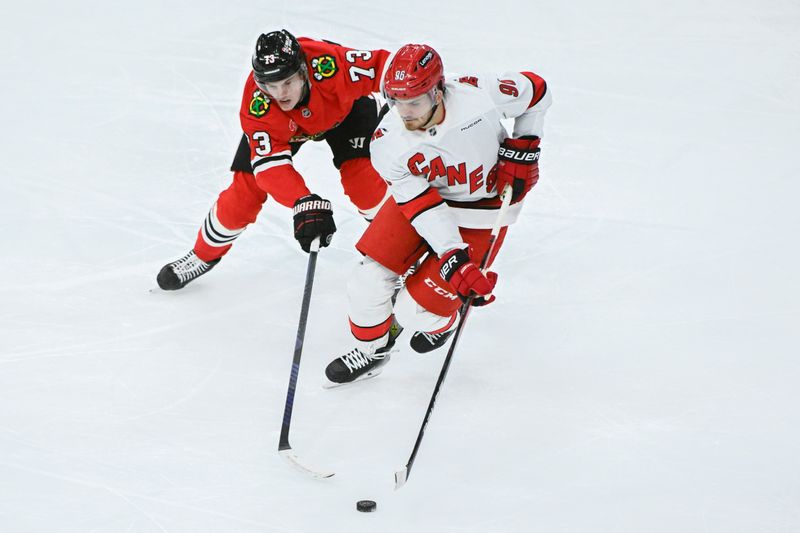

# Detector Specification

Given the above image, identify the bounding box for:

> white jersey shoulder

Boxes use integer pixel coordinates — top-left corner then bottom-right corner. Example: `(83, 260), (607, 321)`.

(471, 71), (551, 138)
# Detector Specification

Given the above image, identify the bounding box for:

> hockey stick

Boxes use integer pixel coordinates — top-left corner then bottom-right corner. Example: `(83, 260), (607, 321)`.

(279, 237), (335, 479)
(394, 185), (513, 489)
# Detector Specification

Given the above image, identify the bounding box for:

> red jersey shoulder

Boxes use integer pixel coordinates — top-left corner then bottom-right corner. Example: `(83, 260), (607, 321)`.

(243, 79), (271, 118)
(300, 38), (389, 94)
(299, 38), (345, 84)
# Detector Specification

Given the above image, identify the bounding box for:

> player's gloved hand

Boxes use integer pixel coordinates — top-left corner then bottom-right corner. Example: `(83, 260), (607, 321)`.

(439, 247), (498, 306)
(496, 136), (541, 204)
(293, 194), (336, 253)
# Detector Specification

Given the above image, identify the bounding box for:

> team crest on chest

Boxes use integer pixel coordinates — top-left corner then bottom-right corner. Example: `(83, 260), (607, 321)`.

(311, 55), (338, 81)
(249, 90), (270, 117)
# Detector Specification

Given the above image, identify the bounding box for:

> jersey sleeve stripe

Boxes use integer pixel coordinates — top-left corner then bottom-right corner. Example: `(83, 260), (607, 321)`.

(252, 153), (293, 172)
(396, 187), (446, 222)
(521, 71), (548, 108)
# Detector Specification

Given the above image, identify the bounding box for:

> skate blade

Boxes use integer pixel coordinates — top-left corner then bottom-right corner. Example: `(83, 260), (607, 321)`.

(322, 366), (386, 389)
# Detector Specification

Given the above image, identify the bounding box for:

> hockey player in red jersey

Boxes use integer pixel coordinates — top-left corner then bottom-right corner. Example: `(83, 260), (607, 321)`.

(324, 44), (551, 385)
(157, 30), (391, 290)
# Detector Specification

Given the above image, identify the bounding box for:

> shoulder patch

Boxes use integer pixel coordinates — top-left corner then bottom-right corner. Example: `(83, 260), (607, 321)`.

(249, 90), (270, 117)
(310, 55), (338, 81)
(371, 127), (386, 142)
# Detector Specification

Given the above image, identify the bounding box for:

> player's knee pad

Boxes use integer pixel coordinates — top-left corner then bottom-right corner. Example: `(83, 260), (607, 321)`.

(394, 288), (455, 334)
(347, 257), (397, 325)
(404, 258), (462, 318)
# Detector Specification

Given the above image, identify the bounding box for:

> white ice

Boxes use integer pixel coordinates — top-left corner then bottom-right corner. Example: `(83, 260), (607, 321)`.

(1, 1), (799, 532)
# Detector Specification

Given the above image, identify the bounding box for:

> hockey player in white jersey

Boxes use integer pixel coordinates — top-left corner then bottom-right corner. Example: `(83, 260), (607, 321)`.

(325, 44), (551, 385)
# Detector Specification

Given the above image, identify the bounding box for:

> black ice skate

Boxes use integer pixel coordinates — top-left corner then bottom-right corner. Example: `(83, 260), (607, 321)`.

(409, 329), (456, 353)
(409, 317), (458, 353)
(325, 333), (398, 387)
(157, 251), (220, 291)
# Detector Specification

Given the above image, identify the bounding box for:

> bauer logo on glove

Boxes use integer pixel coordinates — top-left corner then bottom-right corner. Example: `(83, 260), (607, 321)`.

(496, 136), (541, 204)
(498, 146), (540, 163)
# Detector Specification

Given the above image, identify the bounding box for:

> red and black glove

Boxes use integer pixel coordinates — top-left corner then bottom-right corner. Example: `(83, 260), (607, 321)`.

(439, 247), (498, 306)
(496, 136), (541, 204)
(293, 194), (336, 253)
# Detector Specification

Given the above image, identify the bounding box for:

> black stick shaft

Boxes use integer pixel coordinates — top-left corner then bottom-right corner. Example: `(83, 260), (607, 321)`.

(279, 244), (319, 451)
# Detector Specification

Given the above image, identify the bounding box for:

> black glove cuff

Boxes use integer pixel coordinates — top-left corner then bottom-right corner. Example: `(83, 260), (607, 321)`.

(439, 248), (470, 281)
(497, 144), (541, 165)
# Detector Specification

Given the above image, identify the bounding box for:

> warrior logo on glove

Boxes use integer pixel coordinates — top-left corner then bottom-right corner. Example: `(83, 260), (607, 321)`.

(293, 194), (337, 252)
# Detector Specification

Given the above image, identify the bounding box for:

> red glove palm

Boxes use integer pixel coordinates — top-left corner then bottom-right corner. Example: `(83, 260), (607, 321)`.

(496, 136), (541, 204)
(439, 248), (498, 306)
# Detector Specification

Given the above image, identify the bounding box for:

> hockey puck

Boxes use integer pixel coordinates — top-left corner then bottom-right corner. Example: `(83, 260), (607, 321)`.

(356, 500), (377, 512)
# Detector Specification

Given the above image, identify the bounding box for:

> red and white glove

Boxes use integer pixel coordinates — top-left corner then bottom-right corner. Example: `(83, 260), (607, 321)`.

(439, 248), (498, 306)
(496, 136), (541, 204)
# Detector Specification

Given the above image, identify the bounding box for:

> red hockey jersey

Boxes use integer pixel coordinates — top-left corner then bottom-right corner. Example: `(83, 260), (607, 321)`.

(238, 38), (390, 207)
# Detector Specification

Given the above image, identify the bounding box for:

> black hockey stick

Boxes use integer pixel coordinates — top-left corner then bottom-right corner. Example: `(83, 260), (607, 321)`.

(394, 186), (513, 489)
(279, 237), (335, 479)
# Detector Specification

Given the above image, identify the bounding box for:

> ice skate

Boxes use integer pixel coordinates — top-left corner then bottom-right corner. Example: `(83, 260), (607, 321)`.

(324, 327), (400, 387)
(157, 251), (220, 291)
(409, 314), (459, 354)
(409, 329), (455, 353)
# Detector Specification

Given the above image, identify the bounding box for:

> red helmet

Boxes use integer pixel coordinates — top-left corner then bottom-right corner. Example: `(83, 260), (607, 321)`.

(383, 44), (444, 100)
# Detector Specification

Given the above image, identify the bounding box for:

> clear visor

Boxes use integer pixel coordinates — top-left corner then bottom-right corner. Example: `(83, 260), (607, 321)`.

(254, 69), (305, 97)
(387, 88), (437, 120)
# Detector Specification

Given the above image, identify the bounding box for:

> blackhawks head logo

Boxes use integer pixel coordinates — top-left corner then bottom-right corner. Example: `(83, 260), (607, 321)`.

(249, 91), (270, 117)
(311, 55), (338, 81)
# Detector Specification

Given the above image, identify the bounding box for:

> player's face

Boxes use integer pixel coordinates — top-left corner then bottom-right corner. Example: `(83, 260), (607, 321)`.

(260, 72), (307, 110)
(392, 89), (440, 130)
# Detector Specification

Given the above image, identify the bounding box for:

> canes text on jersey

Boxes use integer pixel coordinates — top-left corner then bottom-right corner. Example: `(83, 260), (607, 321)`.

(407, 153), (498, 194)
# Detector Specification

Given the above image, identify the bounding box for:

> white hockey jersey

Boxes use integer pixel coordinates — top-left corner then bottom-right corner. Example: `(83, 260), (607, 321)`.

(369, 71), (552, 257)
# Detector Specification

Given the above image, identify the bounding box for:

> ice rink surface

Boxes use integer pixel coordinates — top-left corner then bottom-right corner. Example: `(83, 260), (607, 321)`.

(1, 1), (799, 531)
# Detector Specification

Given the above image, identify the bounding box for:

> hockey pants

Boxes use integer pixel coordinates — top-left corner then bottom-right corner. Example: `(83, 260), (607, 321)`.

(348, 198), (507, 351)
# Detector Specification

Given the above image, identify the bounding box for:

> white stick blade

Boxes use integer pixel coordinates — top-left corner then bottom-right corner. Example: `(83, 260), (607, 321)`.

(394, 467), (408, 489)
(279, 449), (335, 479)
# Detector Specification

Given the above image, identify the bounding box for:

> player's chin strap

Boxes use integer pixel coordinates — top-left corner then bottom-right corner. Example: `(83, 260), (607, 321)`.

(295, 82), (311, 109)
(292, 67), (312, 109)
(420, 86), (444, 129)
(420, 104), (439, 129)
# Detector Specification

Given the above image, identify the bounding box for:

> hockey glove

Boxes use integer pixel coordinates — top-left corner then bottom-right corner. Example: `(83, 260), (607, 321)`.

(293, 194), (336, 253)
(439, 247), (497, 306)
(496, 136), (541, 204)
